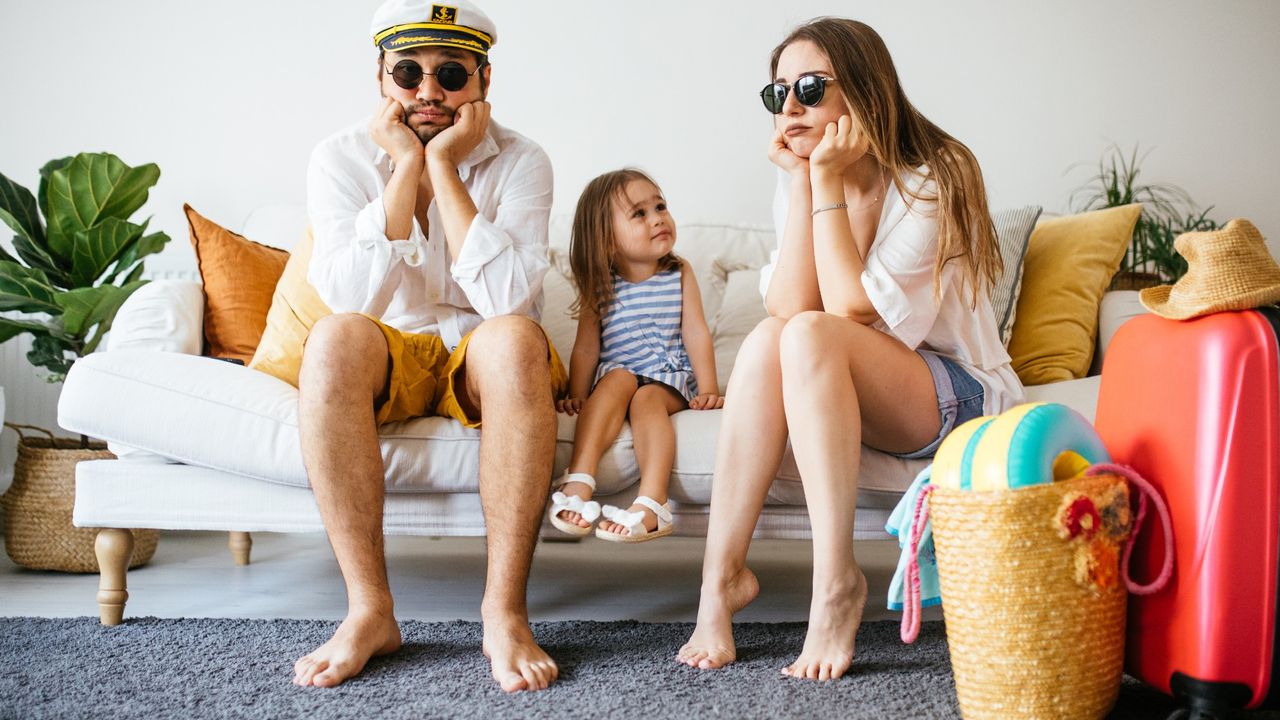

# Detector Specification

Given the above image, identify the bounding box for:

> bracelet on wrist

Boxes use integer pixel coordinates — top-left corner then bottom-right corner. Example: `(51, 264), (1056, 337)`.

(811, 202), (848, 217)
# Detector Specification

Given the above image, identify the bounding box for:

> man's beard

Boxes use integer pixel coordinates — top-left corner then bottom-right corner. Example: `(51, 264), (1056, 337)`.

(406, 101), (455, 144)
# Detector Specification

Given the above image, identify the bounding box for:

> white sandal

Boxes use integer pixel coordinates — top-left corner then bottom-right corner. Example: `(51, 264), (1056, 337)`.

(547, 472), (600, 537)
(595, 496), (674, 543)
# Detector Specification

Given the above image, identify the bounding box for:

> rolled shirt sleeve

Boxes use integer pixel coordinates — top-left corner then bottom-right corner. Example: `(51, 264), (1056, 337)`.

(306, 142), (422, 318)
(449, 148), (554, 319)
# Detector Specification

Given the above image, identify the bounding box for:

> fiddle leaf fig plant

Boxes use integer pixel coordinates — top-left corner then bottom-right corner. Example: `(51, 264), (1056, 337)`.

(0, 152), (170, 381)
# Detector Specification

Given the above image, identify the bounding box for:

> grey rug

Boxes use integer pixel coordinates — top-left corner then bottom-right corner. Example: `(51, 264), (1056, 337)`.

(0, 617), (1199, 719)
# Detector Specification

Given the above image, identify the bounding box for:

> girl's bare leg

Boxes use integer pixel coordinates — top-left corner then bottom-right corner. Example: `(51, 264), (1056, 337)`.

(678, 317), (790, 669)
(598, 383), (686, 535)
(557, 369), (638, 528)
(777, 311), (939, 681)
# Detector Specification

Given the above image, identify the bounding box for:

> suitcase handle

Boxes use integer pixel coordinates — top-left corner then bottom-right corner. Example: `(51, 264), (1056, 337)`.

(1087, 463), (1175, 595)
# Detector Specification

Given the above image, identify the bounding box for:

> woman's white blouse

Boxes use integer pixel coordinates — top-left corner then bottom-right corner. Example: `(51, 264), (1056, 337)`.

(760, 168), (1025, 415)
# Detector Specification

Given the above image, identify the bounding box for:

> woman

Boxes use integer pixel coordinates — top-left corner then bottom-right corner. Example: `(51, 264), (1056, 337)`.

(676, 18), (1024, 680)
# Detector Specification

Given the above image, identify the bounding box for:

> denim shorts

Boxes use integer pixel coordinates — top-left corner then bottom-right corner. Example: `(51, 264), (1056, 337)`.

(889, 351), (986, 460)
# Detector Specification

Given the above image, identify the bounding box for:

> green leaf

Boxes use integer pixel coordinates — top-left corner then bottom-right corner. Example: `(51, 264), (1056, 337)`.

(120, 260), (146, 285)
(11, 230), (67, 283)
(0, 241), (15, 265)
(37, 156), (73, 226)
(53, 280), (145, 337)
(0, 315), (60, 345)
(44, 153), (160, 263)
(27, 333), (75, 381)
(69, 217), (145, 287)
(0, 171), (45, 245)
(103, 230), (169, 284)
(0, 260), (60, 314)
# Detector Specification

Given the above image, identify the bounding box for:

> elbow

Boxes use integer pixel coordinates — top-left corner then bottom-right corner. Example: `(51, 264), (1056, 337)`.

(828, 303), (880, 326)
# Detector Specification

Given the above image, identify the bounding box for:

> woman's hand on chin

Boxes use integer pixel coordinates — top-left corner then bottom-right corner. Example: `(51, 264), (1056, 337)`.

(768, 129), (809, 178)
(810, 115), (866, 178)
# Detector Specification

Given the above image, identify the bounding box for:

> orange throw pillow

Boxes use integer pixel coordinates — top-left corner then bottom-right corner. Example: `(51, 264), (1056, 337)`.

(185, 204), (290, 363)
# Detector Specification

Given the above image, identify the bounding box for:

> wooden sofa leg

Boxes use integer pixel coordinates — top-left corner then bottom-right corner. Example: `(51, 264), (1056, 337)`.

(95, 528), (134, 626)
(229, 531), (252, 566)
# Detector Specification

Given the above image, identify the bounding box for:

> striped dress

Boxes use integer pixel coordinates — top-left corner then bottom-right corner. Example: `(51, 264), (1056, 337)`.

(593, 268), (697, 401)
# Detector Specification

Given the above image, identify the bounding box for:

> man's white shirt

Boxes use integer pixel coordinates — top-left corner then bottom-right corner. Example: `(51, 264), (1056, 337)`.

(306, 119), (553, 351)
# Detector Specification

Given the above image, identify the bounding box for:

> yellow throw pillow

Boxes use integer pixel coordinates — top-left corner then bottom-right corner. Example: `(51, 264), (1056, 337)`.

(185, 204), (289, 364)
(1007, 204), (1143, 385)
(248, 229), (332, 386)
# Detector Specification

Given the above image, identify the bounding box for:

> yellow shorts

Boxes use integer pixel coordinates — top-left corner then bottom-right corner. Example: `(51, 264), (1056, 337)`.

(365, 316), (568, 429)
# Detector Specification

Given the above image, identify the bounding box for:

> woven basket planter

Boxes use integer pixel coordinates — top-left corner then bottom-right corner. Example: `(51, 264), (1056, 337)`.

(1, 424), (158, 572)
(931, 473), (1130, 720)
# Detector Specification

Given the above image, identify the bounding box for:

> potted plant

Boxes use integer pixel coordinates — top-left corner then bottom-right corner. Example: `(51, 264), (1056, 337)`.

(1071, 144), (1219, 289)
(0, 152), (169, 571)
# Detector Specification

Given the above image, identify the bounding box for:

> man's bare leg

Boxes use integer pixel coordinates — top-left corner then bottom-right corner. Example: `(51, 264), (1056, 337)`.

(292, 314), (403, 688)
(678, 317), (790, 669)
(460, 315), (560, 692)
(776, 311), (939, 681)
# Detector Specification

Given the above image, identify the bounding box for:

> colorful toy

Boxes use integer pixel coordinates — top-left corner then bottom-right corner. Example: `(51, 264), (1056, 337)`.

(930, 402), (1110, 491)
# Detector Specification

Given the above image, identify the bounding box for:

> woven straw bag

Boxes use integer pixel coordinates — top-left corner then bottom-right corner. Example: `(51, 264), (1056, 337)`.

(1, 423), (158, 572)
(902, 464), (1172, 720)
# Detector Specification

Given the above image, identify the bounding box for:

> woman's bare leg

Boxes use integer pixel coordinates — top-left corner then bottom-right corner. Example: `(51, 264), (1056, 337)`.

(777, 311), (939, 681)
(678, 317), (790, 669)
(598, 383), (685, 535)
(557, 369), (638, 529)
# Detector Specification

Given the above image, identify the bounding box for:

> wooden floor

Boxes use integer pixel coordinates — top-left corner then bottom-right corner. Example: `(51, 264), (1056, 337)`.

(0, 531), (933, 624)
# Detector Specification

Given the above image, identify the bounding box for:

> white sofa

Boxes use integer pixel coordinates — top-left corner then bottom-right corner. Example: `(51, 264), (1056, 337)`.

(57, 206), (1148, 623)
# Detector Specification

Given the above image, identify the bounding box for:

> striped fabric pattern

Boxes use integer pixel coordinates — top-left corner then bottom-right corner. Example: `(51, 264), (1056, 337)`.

(594, 268), (697, 401)
(991, 206), (1043, 347)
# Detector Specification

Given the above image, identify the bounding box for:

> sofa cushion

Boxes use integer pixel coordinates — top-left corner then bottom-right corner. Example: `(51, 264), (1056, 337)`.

(1007, 204), (1142, 385)
(60, 350), (639, 496)
(60, 349), (923, 508)
(990, 205), (1042, 347)
(248, 230), (332, 386)
(185, 204), (289, 364)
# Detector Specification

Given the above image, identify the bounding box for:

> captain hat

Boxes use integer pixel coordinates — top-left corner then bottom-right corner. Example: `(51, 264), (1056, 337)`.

(371, 0), (497, 57)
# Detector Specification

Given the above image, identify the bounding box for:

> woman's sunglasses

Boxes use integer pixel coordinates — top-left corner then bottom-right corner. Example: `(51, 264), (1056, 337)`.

(759, 75), (837, 114)
(386, 59), (485, 92)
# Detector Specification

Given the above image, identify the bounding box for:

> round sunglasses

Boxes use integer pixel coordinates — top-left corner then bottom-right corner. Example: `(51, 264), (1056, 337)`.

(760, 75), (837, 114)
(385, 59), (486, 92)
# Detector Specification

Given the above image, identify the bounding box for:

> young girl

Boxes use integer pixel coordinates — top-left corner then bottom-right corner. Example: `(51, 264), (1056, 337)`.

(677, 19), (1023, 679)
(548, 169), (724, 543)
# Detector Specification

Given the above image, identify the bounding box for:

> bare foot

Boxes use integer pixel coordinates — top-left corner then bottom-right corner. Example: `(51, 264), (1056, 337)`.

(781, 565), (868, 681)
(597, 503), (657, 536)
(553, 480), (594, 529)
(676, 567), (760, 669)
(293, 610), (402, 687)
(482, 614), (559, 692)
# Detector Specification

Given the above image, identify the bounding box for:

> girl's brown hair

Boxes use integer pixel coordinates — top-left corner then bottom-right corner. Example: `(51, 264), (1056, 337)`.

(568, 168), (681, 318)
(771, 18), (1000, 304)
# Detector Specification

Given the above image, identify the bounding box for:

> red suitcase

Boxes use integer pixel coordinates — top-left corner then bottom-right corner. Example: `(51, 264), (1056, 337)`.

(1095, 307), (1280, 719)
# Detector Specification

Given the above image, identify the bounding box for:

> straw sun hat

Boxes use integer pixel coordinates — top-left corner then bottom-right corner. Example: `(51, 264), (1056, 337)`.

(1139, 218), (1280, 320)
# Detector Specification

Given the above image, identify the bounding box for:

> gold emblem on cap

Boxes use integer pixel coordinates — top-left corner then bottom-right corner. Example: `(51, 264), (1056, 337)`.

(431, 5), (458, 24)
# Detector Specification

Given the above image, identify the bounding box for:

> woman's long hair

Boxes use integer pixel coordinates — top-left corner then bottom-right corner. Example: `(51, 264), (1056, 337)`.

(568, 168), (681, 318)
(771, 18), (1000, 304)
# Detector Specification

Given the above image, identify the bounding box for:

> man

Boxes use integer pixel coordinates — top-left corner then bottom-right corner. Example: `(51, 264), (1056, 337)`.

(289, 0), (563, 692)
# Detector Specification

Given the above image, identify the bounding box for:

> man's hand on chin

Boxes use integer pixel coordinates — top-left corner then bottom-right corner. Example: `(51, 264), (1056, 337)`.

(427, 100), (491, 169)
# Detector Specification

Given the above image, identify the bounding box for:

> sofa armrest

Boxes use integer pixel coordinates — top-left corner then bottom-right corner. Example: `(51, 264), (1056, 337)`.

(1089, 290), (1148, 375)
(105, 279), (204, 355)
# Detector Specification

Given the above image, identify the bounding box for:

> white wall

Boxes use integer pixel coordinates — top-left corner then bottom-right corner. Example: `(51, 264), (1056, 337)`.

(2, 0), (1279, 483)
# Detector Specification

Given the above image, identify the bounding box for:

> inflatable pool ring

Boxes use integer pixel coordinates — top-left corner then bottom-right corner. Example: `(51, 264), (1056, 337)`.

(930, 402), (1110, 491)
